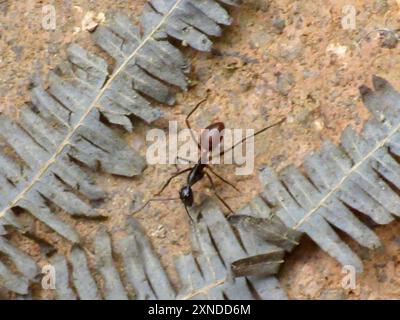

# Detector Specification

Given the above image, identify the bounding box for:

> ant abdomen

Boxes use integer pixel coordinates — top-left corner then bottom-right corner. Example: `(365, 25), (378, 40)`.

(200, 122), (225, 152)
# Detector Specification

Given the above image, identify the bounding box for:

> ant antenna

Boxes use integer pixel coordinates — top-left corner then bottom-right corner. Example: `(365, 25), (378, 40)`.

(219, 117), (286, 157)
(186, 96), (209, 150)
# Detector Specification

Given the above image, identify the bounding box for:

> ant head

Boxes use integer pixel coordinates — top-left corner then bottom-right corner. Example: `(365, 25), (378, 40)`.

(179, 185), (194, 207)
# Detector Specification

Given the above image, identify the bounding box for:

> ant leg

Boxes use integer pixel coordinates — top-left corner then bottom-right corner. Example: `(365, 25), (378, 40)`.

(219, 117), (286, 158)
(184, 204), (195, 224)
(174, 156), (195, 172)
(185, 97), (208, 151)
(155, 167), (192, 196)
(205, 172), (235, 216)
(205, 165), (240, 193)
(132, 197), (180, 216)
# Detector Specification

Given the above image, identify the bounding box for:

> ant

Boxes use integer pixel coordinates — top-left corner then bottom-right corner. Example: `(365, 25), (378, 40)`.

(132, 97), (285, 222)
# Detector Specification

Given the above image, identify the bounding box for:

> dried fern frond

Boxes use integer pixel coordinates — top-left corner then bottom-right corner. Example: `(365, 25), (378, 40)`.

(176, 199), (287, 299)
(0, 237), (38, 295)
(47, 200), (285, 300)
(243, 76), (400, 273)
(0, 0), (240, 294)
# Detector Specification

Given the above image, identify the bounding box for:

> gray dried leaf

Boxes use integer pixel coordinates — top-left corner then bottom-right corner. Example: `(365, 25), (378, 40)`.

(256, 76), (400, 272)
(44, 201), (287, 300)
(0, 0), (237, 294)
(228, 196), (301, 278)
(175, 200), (287, 300)
(0, 237), (38, 295)
(231, 250), (285, 278)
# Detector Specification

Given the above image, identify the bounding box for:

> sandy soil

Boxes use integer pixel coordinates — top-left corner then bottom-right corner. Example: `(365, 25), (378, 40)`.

(0, 0), (400, 299)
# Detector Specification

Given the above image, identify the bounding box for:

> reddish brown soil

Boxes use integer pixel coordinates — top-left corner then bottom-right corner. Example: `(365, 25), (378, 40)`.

(1, 0), (399, 299)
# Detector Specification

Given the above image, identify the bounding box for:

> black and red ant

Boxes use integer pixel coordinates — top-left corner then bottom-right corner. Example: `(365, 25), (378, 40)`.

(133, 98), (285, 222)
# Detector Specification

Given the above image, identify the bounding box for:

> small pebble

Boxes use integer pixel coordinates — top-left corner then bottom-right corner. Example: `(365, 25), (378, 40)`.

(252, 0), (270, 12)
(275, 72), (294, 95)
(373, 0), (389, 14)
(380, 31), (398, 49)
(152, 225), (167, 239)
(130, 192), (144, 213)
(272, 18), (286, 34)
(313, 119), (324, 131)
